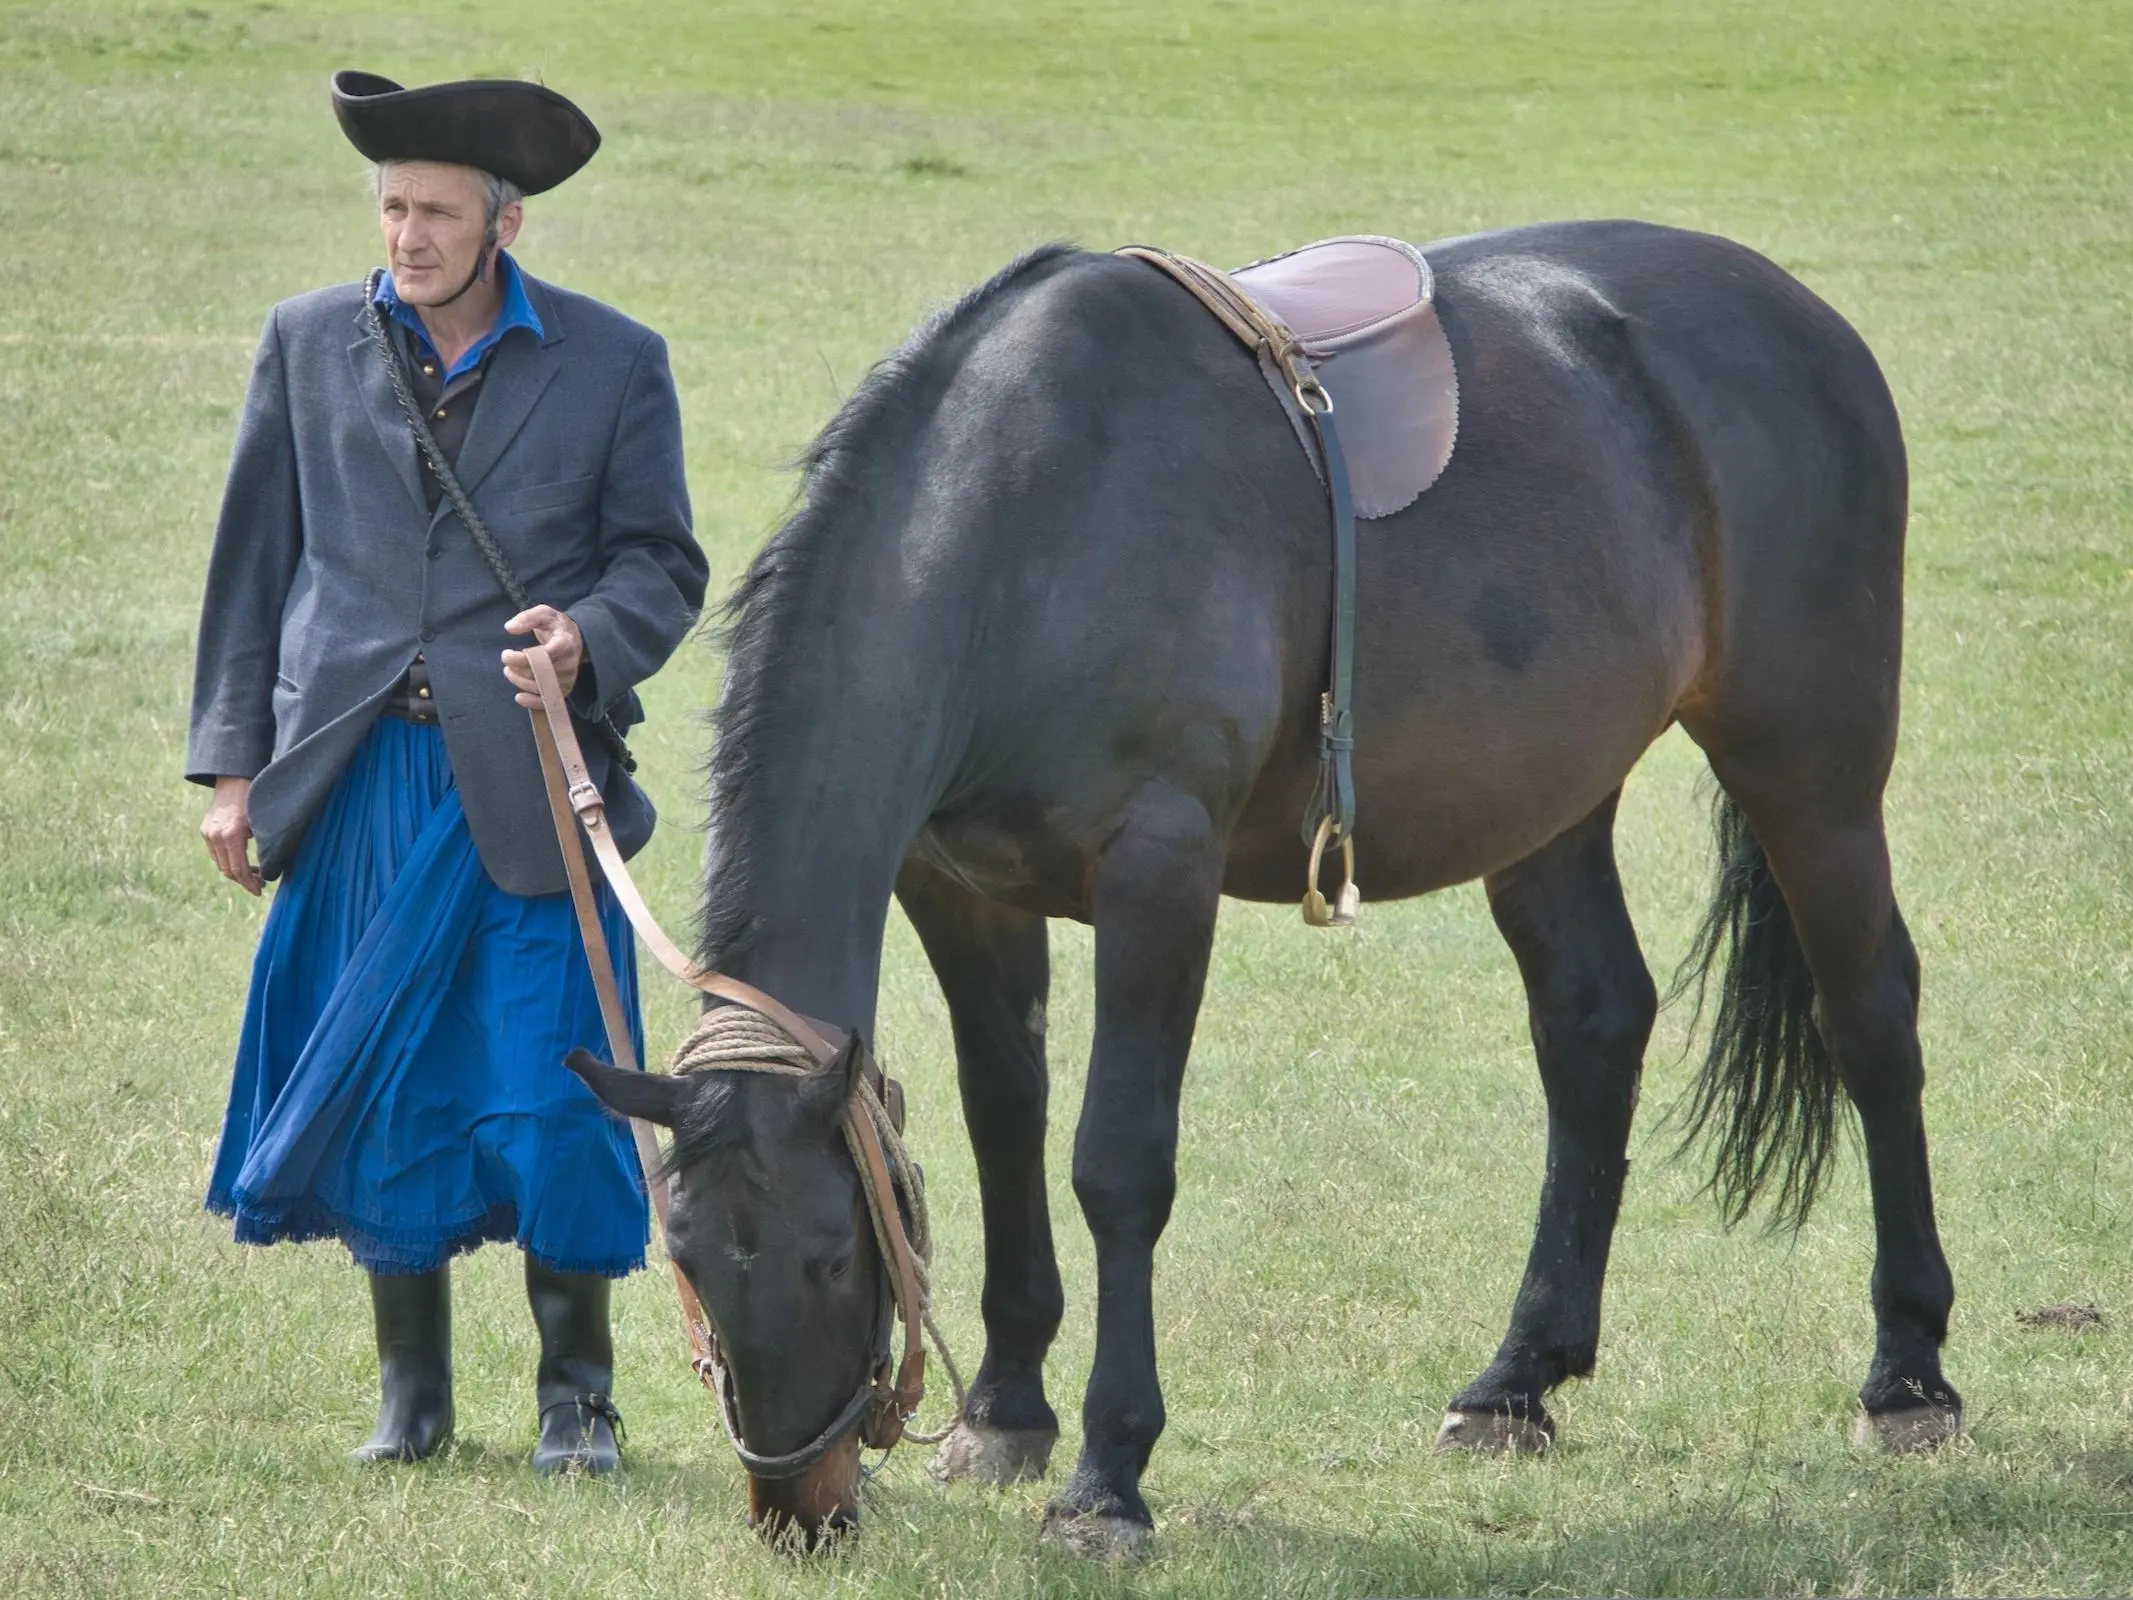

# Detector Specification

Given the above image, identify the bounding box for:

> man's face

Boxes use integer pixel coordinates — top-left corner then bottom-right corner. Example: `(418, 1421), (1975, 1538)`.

(377, 161), (521, 306)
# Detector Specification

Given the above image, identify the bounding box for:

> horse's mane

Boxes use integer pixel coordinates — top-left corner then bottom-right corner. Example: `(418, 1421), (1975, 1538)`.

(697, 242), (1082, 965)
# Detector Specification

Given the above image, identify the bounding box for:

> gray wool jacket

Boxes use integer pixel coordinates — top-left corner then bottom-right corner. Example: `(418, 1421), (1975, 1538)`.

(186, 273), (708, 897)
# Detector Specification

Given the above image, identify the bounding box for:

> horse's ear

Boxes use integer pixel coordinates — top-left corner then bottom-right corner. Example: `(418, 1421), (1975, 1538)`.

(796, 1034), (867, 1129)
(566, 1048), (690, 1127)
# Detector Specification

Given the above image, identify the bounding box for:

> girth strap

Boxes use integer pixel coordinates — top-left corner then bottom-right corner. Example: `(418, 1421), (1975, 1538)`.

(1117, 245), (1361, 922)
(1306, 406), (1358, 847)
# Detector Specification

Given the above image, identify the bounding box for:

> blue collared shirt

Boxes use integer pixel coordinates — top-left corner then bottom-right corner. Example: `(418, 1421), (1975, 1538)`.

(373, 249), (544, 382)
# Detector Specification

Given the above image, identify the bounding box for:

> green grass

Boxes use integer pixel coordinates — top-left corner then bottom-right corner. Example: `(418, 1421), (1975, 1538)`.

(3, 0), (2130, 1593)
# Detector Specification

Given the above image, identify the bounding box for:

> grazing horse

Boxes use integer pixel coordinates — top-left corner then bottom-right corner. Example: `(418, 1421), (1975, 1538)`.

(571, 220), (1961, 1550)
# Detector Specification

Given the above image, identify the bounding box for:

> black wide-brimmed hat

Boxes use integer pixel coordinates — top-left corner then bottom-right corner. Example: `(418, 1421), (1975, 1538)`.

(331, 70), (599, 194)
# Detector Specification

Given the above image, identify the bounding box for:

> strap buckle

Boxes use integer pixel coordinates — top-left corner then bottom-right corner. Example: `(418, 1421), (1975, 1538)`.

(565, 778), (603, 815)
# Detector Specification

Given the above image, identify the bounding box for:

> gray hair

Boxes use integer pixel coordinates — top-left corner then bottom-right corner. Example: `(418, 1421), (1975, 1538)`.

(368, 161), (524, 236)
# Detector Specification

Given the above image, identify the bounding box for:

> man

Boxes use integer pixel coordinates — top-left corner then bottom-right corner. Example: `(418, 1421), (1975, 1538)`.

(187, 71), (707, 1474)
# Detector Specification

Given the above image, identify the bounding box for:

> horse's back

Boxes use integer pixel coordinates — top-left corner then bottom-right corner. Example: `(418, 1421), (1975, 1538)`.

(1426, 222), (1911, 792)
(1429, 218), (1903, 533)
(1218, 222), (1908, 897)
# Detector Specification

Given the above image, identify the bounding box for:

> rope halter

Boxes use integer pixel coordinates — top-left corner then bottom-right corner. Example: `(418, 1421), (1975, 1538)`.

(665, 1007), (965, 1478)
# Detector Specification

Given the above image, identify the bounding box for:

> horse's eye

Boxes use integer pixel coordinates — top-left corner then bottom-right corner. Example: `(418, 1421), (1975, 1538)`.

(823, 1250), (855, 1283)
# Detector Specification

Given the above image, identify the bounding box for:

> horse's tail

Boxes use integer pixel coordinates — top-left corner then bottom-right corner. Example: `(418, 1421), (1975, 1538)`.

(1668, 786), (1841, 1230)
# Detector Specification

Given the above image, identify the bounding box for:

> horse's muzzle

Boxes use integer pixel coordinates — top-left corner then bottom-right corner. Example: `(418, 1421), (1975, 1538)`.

(747, 1433), (862, 1551)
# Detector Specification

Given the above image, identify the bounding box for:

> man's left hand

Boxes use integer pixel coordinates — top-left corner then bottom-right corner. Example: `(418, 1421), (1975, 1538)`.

(502, 605), (587, 708)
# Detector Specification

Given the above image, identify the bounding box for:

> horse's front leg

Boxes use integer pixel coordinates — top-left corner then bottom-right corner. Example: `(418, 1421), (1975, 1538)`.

(1042, 787), (1223, 1556)
(896, 862), (1063, 1483)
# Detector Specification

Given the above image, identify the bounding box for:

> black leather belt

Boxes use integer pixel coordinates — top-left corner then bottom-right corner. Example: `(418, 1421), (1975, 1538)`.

(382, 654), (438, 724)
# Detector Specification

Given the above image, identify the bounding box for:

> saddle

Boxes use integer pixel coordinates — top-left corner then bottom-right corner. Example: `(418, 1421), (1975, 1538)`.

(1117, 235), (1460, 925)
(1122, 235), (1459, 518)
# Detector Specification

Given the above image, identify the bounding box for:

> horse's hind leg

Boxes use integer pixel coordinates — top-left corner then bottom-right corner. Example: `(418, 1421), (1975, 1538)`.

(1437, 791), (1654, 1454)
(897, 862), (1063, 1483)
(1703, 754), (1961, 1446)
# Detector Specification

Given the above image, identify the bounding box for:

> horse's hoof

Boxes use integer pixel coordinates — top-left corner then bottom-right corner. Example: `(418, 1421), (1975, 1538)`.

(929, 1421), (1057, 1484)
(1433, 1408), (1553, 1455)
(1853, 1403), (1961, 1452)
(1041, 1511), (1151, 1559)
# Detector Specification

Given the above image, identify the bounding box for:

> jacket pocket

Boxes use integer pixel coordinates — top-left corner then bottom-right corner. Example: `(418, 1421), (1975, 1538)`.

(501, 474), (598, 513)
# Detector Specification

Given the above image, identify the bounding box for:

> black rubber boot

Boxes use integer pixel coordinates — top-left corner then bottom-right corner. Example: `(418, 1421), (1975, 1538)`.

(527, 1256), (623, 1475)
(351, 1265), (454, 1463)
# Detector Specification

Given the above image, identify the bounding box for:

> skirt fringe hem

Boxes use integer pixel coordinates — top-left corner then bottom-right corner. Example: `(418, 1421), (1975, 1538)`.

(205, 1194), (647, 1280)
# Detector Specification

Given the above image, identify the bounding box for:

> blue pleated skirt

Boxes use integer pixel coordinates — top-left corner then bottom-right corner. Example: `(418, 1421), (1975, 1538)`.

(205, 716), (650, 1277)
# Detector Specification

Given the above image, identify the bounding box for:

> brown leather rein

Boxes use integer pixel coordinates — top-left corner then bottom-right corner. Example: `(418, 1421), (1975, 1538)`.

(522, 645), (940, 1478)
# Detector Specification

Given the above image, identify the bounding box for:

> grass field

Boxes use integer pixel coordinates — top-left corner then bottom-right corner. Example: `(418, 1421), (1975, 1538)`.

(3, 0), (2130, 1594)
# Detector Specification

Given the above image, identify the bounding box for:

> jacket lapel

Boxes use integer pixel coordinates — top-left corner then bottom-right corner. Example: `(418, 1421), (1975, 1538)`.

(345, 306), (430, 520)
(447, 276), (565, 503)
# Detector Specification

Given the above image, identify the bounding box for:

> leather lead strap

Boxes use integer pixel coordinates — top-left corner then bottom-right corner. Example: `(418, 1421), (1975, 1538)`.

(847, 1109), (928, 1444)
(523, 647), (933, 1454)
(523, 649), (843, 1064)
(526, 660), (719, 1381)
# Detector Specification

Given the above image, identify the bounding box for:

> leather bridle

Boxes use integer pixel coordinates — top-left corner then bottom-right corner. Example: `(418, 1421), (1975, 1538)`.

(703, 1122), (921, 1480)
(521, 645), (945, 1478)
(691, 1047), (933, 1481)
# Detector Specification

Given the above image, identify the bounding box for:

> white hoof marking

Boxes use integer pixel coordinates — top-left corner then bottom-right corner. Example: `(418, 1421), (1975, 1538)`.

(928, 1421), (1057, 1485)
(1041, 1512), (1150, 1559)
(1854, 1405), (1961, 1452)
(1433, 1409), (1553, 1455)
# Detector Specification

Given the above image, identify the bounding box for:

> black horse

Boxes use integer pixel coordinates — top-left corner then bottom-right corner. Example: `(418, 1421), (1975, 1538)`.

(573, 220), (1960, 1549)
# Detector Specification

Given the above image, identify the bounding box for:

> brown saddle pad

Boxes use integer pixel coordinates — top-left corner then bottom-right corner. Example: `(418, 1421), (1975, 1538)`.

(1231, 235), (1458, 518)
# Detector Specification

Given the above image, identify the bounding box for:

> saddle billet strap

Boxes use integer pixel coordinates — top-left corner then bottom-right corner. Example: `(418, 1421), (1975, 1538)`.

(1117, 247), (1264, 347)
(1116, 247), (1362, 872)
(1307, 405), (1358, 846)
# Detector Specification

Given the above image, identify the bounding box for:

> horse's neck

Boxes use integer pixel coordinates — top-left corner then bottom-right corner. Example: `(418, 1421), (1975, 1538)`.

(701, 560), (965, 1039)
(700, 801), (900, 1040)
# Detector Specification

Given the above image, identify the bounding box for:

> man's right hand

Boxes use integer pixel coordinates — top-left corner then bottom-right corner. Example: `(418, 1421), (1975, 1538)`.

(202, 775), (262, 895)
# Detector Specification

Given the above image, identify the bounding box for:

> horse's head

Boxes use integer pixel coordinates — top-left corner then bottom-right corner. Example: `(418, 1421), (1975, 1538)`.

(567, 1039), (888, 1546)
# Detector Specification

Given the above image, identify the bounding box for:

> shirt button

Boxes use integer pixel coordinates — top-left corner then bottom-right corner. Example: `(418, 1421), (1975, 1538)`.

(420, 628), (435, 642)
(433, 408), (446, 420)
(422, 365), (435, 376)
(417, 685), (431, 698)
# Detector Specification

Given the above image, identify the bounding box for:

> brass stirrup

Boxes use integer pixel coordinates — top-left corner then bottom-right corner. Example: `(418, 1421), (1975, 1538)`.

(1302, 815), (1361, 927)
